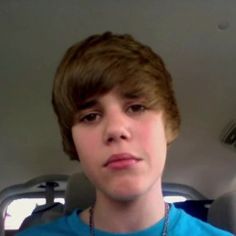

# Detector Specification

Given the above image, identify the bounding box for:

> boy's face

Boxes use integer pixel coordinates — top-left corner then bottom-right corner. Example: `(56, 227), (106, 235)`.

(71, 89), (167, 201)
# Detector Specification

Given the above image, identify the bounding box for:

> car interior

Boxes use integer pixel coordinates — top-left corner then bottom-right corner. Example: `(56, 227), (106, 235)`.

(0, 1), (236, 235)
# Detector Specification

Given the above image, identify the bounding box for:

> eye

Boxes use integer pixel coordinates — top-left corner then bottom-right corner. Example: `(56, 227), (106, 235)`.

(127, 104), (146, 114)
(79, 112), (101, 124)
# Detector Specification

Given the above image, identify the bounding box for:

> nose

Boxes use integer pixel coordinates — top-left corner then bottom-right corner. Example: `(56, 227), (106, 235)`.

(103, 111), (132, 145)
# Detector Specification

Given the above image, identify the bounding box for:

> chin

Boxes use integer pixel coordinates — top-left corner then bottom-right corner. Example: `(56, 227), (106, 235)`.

(109, 191), (143, 202)
(97, 174), (161, 202)
(108, 181), (149, 202)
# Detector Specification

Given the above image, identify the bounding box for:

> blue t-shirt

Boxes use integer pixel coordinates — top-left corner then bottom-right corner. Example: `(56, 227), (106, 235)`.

(17, 205), (233, 236)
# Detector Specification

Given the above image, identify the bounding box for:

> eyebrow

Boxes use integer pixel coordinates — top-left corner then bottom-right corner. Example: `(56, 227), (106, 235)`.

(77, 99), (98, 111)
(122, 91), (144, 100)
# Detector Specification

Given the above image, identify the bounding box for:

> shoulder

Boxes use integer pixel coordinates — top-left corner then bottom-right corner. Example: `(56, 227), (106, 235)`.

(16, 209), (85, 236)
(169, 205), (234, 236)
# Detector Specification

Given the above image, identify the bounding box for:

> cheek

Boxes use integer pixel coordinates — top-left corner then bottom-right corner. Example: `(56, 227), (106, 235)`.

(136, 119), (167, 163)
(72, 134), (93, 172)
(72, 127), (101, 170)
(72, 127), (98, 153)
(138, 121), (166, 146)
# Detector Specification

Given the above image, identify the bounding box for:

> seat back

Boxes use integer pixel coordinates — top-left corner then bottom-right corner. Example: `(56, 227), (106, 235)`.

(208, 190), (236, 234)
(19, 202), (64, 230)
(175, 199), (213, 222)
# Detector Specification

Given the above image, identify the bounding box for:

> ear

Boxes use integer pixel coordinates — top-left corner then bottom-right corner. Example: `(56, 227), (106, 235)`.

(162, 112), (178, 145)
(166, 124), (179, 146)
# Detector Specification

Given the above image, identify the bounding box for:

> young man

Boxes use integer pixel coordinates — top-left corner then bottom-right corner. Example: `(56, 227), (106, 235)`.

(18, 32), (233, 235)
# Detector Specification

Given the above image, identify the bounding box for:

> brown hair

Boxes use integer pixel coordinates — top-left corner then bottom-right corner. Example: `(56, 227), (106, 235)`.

(52, 32), (180, 160)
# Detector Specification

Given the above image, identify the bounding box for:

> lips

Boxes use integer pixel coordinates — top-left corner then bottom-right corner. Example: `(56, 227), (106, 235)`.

(104, 153), (141, 169)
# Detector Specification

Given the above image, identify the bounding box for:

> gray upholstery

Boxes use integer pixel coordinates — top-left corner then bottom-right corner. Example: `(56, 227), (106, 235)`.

(64, 172), (96, 214)
(208, 190), (236, 234)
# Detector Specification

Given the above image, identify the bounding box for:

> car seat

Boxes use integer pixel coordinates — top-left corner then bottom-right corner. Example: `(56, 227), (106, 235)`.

(64, 172), (96, 214)
(208, 190), (236, 234)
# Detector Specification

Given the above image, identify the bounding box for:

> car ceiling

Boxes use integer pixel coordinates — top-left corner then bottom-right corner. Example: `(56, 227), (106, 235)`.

(0, 0), (236, 199)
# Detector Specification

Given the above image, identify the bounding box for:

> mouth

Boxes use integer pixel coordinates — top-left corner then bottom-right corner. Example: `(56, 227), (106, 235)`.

(104, 153), (142, 170)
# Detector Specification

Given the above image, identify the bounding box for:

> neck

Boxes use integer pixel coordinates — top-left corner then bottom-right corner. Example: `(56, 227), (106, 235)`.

(81, 180), (166, 233)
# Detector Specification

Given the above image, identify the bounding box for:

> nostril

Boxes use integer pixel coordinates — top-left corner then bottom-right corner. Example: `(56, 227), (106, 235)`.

(106, 134), (127, 144)
(104, 126), (131, 144)
(107, 137), (114, 143)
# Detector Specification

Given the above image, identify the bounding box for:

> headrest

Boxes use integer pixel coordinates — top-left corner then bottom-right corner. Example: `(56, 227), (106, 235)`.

(208, 190), (236, 234)
(64, 172), (96, 214)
